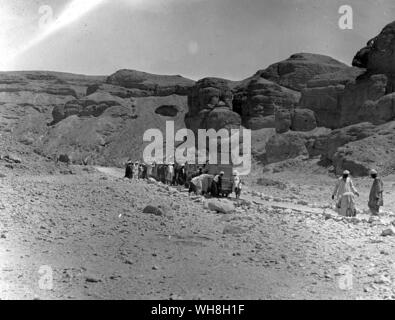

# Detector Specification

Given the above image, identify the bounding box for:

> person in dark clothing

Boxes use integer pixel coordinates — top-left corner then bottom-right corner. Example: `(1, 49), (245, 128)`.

(211, 171), (224, 197)
(124, 160), (133, 179)
(142, 164), (148, 179)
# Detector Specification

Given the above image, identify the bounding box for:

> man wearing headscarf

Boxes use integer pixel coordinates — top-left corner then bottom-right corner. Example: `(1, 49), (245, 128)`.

(332, 170), (359, 216)
(368, 169), (384, 215)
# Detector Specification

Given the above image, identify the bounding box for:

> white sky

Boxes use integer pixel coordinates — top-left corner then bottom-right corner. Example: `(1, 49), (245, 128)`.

(1, 0), (394, 80)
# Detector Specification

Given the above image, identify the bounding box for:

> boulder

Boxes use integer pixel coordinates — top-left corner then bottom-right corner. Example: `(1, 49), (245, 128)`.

(291, 108), (317, 132)
(245, 115), (275, 130)
(357, 92), (395, 124)
(207, 199), (235, 214)
(204, 107), (242, 131)
(316, 122), (376, 161)
(143, 205), (166, 216)
(339, 74), (388, 127)
(381, 227), (395, 237)
(186, 78), (240, 133)
(57, 154), (71, 164)
(275, 108), (292, 133)
(223, 224), (246, 235)
(187, 77), (233, 116)
(265, 132), (308, 164)
(274, 108), (317, 133)
(237, 78), (299, 130)
(332, 130), (395, 176)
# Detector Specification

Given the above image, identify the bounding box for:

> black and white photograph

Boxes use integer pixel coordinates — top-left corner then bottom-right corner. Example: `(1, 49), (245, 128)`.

(0, 0), (395, 304)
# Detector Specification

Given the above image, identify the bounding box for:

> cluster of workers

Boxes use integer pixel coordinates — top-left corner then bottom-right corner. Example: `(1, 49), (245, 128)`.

(124, 160), (242, 199)
(332, 169), (384, 216)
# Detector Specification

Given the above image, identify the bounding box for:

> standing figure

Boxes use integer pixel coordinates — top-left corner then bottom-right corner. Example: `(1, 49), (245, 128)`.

(211, 171), (224, 198)
(232, 170), (242, 199)
(332, 170), (359, 217)
(133, 162), (139, 180)
(166, 163), (174, 185)
(142, 164), (148, 179)
(368, 169), (384, 215)
(124, 159), (133, 179)
(147, 162), (153, 179)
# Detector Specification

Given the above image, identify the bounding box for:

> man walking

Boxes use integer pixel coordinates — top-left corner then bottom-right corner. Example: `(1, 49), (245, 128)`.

(332, 170), (359, 216)
(368, 169), (384, 215)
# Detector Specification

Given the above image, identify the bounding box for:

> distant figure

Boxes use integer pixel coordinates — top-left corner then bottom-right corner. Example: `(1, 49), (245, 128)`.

(138, 163), (144, 179)
(211, 171), (224, 198)
(142, 164), (148, 179)
(368, 169), (384, 215)
(332, 170), (359, 217)
(151, 162), (157, 179)
(124, 159), (133, 179)
(232, 170), (242, 199)
(147, 162), (153, 178)
(166, 164), (174, 185)
(133, 162), (139, 179)
(189, 174), (211, 196)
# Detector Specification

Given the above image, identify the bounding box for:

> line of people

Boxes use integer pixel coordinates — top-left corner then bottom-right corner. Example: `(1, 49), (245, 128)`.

(124, 160), (187, 185)
(125, 159), (243, 199)
(332, 169), (384, 216)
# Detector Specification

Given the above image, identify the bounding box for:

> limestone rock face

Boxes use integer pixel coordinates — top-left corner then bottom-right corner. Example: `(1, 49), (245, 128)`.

(186, 78), (241, 133)
(353, 21), (395, 78)
(339, 74), (388, 127)
(333, 131), (395, 177)
(274, 108), (317, 133)
(51, 92), (124, 124)
(317, 122), (377, 162)
(274, 108), (292, 134)
(291, 108), (317, 132)
(265, 132), (309, 164)
(241, 78), (299, 130)
(299, 67), (365, 128)
(258, 53), (349, 91)
(106, 69), (195, 96)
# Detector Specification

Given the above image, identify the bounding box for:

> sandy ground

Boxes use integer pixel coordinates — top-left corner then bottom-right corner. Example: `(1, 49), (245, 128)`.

(0, 164), (395, 300)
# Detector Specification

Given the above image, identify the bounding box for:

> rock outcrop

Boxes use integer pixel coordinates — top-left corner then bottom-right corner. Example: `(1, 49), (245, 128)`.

(185, 78), (241, 133)
(257, 53), (349, 91)
(105, 69), (195, 96)
(51, 92), (125, 124)
(236, 78), (299, 130)
(299, 21), (395, 129)
(274, 108), (317, 133)
(352, 21), (395, 81)
(233, 53), (351, 130)
(331, 121), (395, 176)
(265, 132), (309, 164)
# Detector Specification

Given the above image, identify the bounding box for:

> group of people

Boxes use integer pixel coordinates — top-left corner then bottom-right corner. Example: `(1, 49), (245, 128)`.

(332, 169), (384, 216)
(124, 160), (188, 185)
(188, 169), (242, 199)
(124, 160), (149, 180)
(124, 159), (242, 199)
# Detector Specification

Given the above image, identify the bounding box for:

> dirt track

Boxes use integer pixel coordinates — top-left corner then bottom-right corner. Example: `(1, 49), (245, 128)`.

(1, 166), (395, 300)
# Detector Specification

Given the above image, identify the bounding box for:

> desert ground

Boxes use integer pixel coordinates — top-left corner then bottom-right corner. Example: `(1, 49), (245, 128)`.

(1, 157), (395, 300)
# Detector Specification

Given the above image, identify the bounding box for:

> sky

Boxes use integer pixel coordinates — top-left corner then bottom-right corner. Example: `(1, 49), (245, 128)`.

(1, 0), (394, 80)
